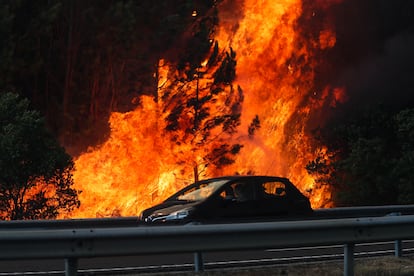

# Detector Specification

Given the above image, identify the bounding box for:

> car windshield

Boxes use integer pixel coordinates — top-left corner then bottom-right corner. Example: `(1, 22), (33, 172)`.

(176, 180), (228, 202)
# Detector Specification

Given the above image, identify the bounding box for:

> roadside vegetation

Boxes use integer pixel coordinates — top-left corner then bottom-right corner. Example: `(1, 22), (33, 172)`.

(306, 105), (414, 206)
(0, 92), (80, 220)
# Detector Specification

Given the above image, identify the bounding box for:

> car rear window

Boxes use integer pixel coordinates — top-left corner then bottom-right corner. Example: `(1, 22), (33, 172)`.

(262, 181), (286, 197)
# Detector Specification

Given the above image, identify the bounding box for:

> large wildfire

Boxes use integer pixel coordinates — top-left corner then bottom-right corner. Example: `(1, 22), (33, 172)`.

(68, 0), (346, 218)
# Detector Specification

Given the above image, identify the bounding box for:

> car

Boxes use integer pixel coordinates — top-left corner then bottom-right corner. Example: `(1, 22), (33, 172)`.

(139, 175), (313, 224)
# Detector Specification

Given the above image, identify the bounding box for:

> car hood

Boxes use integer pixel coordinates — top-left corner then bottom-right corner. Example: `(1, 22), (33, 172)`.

(141, 200), (199, 222)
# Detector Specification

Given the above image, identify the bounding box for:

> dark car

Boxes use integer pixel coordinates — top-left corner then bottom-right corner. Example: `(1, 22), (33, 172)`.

(139, 175), (313, 224)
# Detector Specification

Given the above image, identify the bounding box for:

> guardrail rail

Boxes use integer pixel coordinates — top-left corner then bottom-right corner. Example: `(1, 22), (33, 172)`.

(1, 213), (414, 276)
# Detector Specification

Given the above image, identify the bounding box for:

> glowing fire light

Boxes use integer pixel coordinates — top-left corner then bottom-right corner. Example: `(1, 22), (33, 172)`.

(69, 0), (343, 218)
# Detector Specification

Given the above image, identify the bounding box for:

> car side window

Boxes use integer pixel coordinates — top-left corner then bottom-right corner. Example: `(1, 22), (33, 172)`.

(219, 185), (235, 200)
(232, 182), (255, 202)
(262, 181), (286, 197)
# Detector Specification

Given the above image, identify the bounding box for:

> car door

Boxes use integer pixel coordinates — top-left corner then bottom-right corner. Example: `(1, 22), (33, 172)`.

(257, 180), (290, 216)
(211, 181), (260, 220)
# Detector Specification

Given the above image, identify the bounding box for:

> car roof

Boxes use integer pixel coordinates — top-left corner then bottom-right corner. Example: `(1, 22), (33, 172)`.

(195, 175), (304, 196)
(168, 175), (293, 198)
(198, 175), (290, 183)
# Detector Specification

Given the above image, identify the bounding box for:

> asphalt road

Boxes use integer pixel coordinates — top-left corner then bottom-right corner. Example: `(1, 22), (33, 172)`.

(1, 240), (413, 275)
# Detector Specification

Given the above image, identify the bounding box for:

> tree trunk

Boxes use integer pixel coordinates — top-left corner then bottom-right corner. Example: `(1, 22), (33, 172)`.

(62, 1), (77, 145)
(193, 165), (199, 183)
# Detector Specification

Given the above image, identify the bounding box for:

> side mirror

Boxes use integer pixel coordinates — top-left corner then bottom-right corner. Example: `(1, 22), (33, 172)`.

(224, 195), (235, 201)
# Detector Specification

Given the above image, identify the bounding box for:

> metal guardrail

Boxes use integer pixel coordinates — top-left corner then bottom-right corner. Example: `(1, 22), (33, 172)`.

(1, 204), (414, 229)
(1, 204), (414, 230)
(0, 216), (141, 229)
(1, 214), (414, 276)
(313, 204), (414, 218)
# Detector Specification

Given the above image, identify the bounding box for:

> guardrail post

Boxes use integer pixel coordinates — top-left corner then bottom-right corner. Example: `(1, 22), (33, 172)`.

(389, 212), (403, 257)
(194, 251), (204, 272)
(344, 243), (354, 276)
(65, 258), (78, 276)
(395, 239), (402, 257)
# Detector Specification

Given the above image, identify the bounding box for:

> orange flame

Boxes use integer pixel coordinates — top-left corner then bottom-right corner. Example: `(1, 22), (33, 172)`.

(69, 0), (343, 218)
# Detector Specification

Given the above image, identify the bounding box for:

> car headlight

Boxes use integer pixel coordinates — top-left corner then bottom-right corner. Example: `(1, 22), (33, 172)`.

(165, 208), (193, 221)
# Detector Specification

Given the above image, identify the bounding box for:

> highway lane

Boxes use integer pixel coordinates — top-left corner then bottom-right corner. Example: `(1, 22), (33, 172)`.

(1, 240), (413, 275)
(2, 205), (414, 275)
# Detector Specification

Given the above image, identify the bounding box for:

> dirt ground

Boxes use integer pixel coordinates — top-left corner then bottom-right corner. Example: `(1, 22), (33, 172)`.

(137, 256), (414, 276)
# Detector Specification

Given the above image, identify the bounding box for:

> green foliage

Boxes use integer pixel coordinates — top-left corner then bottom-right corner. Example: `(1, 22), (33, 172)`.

(0, 92), (80, 220)
(392, 109), (414, 204)
(307, 105), (414, 206)
(0, 1), (61, 88)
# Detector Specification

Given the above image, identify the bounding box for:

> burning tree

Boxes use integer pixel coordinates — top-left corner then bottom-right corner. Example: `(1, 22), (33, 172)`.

(0, 92), (80, 220)
(155, 7), (249, 181)
(161, 40), (245, 180)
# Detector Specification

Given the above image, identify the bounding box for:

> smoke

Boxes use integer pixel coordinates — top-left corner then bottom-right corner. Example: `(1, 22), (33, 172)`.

(337, 32), (414, 109)
(329, 0), (414, 112)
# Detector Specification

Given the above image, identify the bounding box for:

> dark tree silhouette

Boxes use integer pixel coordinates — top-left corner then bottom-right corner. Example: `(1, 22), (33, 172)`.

(163, 43), (243, 179)
(0, 1), (220, 155)
(306, 105), (414, 206)
(0, 92), (80, 220)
